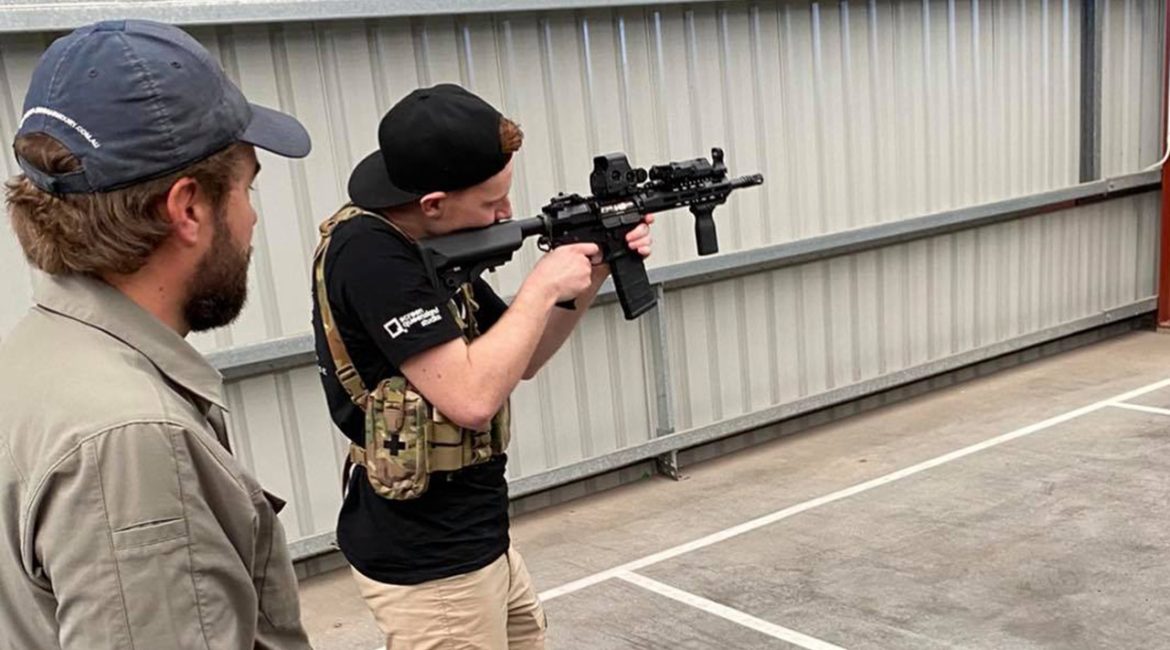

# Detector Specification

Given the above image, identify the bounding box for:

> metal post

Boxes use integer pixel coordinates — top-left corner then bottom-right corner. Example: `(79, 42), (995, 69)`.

(646, 285), (681, 480)
(1080, 0), (1103, 183)
(1159, 0), (1170, 327)
(1161, 160), (1169, 326)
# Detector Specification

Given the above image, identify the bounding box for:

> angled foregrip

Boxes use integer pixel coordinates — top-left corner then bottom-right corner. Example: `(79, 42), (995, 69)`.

(609, 251), (656, 320)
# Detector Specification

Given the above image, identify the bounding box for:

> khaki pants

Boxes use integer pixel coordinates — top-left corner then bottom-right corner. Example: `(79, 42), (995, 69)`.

(351, 545), (547, 650)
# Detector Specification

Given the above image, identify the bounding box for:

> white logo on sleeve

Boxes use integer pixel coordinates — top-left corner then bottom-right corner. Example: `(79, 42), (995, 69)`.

(383, 307), (443, 339)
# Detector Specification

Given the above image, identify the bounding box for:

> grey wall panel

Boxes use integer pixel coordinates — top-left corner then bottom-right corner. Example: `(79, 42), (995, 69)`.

(1101, 0), (1165, 176)
(0, 1), (1163, 551)
(1, 0), (1155, 344)
(504, 300), (654, 480)
(666, 191), (1161, 433)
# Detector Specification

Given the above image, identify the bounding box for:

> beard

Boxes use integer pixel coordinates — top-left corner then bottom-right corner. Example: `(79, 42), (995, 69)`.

(183, 215), (252, 333)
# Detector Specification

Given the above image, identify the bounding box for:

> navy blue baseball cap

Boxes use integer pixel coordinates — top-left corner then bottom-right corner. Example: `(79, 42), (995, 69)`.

(14, 19), (311, 194)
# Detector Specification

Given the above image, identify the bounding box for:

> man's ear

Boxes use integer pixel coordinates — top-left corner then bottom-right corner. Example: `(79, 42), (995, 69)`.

(419, 191), (448, 219)
(163, 177), (210, 247)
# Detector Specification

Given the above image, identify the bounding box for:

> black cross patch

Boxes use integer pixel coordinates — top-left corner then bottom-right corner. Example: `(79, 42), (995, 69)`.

(384, 433), (405, 456)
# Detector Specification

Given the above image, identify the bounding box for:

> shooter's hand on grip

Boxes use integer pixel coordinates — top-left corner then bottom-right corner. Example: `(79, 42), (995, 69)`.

(555, 215), (654, 313)
(524, 243), (599, 309)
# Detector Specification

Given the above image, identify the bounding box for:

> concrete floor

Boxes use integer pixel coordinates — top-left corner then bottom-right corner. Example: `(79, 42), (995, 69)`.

(298, 330), (1170, 649)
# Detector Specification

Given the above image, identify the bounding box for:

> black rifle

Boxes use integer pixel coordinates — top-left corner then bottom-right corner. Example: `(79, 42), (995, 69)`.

(418, 148), (764, 320)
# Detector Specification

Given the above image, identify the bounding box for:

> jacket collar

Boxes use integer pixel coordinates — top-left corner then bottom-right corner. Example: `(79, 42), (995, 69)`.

(34, 272), (226, 411)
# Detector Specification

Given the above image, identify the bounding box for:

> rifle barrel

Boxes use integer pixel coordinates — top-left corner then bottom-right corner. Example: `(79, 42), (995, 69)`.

(729, 174), (764, 189)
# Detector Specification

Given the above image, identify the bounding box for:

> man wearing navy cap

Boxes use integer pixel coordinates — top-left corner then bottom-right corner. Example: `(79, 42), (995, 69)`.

(0, 20), (313, 649)
(311, 84), (652, 648)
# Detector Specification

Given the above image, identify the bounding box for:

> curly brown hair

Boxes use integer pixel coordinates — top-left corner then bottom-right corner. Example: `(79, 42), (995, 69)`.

(6, 133), (247, 276)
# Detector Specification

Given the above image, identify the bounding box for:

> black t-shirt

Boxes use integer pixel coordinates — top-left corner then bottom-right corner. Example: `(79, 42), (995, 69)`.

(311, 213), (511, 585)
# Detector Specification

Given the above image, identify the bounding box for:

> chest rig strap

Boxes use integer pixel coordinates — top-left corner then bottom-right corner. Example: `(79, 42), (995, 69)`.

(313, 205), (370, 407)
(314, 204), (507, 497)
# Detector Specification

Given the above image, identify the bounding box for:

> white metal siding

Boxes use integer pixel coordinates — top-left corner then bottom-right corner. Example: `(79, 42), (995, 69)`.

(665, 192), (1161, 433)
(1101, 0), (1166, 175)
(0, 0), (1163, 547)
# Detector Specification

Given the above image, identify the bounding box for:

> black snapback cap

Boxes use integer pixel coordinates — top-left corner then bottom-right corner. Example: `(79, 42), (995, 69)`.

(348, 83), (512, 210)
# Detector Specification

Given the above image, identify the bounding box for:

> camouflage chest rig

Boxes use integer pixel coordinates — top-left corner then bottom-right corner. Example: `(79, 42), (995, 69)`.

(313, 204), (511, 500)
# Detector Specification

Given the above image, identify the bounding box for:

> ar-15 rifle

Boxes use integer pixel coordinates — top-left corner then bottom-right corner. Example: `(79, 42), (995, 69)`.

(418, 148), (764, 320)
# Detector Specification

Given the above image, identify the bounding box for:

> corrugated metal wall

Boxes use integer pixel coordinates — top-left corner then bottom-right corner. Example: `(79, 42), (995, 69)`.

(0, 0), (1163, 549)
(664, 192), (1161, 434)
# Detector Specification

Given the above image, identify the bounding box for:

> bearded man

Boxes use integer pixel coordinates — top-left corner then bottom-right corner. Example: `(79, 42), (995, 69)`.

(0, 19), (315, 649)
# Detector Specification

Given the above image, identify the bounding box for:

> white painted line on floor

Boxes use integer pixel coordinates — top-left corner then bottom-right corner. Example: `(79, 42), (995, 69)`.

(617, 571), (847, 650)
(538, 376), (1170, 602)
(1108, 401), (1170, 417)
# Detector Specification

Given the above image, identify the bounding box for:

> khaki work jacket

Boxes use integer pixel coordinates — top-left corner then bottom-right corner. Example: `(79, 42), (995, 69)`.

(0, 273), (311, 649)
